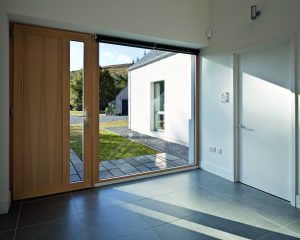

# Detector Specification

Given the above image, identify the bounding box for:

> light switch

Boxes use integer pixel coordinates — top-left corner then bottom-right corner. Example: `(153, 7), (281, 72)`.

(218, 92), (229, 103)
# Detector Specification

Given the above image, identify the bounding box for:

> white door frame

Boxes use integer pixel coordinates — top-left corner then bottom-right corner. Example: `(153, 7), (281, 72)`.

(233, 35), (297, 206)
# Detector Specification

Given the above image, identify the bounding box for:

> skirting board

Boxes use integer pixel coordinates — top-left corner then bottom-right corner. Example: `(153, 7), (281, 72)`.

(0, 191), (11, 214)
(296, 195), (300, 209)
(201, 161), (234, 182)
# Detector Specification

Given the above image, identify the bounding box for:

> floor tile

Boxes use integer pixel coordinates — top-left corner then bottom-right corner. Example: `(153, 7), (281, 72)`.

(0, 202), (20, 233)
(152, 219), (218, 240)
(184, 211), (280, 240)
(130, 195), (196, 228)
(18, 195), (77, 227)
(72, 188), (123, 213)
(80, 204), (148, 239)
(15, 215), (85, 240)
(0, 230), (15, 240)
(284, 219), (300, 236)
(258, 227), (300, 240)
(117, 229), (159, 240)
(238, 193), (300, 226)
(98, 185), (147, 203)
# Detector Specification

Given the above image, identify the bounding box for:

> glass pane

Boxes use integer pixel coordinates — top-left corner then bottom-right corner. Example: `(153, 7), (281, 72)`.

(69, 41), (84, 183)
(154, 81), (165, 131)
(98, 43), (195, 181)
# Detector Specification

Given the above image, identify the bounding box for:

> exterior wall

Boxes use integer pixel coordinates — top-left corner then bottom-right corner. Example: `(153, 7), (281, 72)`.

(129, 54), (192, 146)
(0, 0), (210, 213)
(116, 86), (128, 115)
(201, 0), (300, 207)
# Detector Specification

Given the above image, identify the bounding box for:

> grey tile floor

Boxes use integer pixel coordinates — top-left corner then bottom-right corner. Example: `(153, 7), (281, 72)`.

(1, 169), (300, 240)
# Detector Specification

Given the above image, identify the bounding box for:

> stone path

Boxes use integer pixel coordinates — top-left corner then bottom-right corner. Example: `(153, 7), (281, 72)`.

(107, 127), (189, 160)
(99, 153), (189, 179)
(70, 150), (189, 181)
(70, 149), (84, 182)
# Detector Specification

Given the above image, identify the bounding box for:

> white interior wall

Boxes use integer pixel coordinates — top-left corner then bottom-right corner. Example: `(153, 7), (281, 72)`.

(201, 0), (300, 206)
(0, 0), (210, 213)
(129, 54), (191, 145)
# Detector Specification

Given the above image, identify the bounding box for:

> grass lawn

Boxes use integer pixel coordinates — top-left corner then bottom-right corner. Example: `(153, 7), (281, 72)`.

(70, 120), (158, 161)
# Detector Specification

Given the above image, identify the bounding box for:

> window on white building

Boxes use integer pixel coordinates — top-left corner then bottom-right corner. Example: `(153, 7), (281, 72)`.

(153, 81), (165, 132)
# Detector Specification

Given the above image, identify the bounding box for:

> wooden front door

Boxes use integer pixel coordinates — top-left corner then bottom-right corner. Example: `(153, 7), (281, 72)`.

(12, 24), (94, 200)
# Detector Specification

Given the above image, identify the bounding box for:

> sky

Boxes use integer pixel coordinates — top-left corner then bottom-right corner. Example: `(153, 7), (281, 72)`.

(70, 41), (149, 71)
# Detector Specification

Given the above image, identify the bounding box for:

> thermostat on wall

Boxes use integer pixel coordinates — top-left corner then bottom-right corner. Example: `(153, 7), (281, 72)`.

(218, 92), (229, 103)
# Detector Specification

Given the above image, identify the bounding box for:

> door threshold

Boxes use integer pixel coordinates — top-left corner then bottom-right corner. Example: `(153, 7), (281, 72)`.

(94, 165), (199, 187)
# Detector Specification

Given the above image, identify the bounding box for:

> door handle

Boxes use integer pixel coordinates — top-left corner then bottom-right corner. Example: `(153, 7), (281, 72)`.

(78, 110), (88, 126)
(239, 124), (254, 131)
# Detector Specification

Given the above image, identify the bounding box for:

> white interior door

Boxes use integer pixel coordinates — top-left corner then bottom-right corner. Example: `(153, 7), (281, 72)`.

(239, 40), (293, 201)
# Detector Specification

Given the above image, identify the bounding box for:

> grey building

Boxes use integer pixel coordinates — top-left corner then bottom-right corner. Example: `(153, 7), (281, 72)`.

(115, 86), (128, 115)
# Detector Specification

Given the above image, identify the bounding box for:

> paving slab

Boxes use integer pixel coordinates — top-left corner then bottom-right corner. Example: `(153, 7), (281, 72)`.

(109, 159), (126, 164)
(134, 156), (154, 164)
(116, 163), (139, 174)
(172, 160), (189, 166)
(124, 158), (143, 166)
(109, 168), (126, 177)
(70, 174), (81, 182)
(144, 162), (164, 169)
(99, 165), (107, 172)
(100, 170), (113, 179)
(135, 165), (152, 172)
(101, 161), (116, 170)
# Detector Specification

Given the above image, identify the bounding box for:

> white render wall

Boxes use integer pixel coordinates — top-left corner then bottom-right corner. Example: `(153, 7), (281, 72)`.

(129, 54), (192, 146)
(201, 0), (300, 207)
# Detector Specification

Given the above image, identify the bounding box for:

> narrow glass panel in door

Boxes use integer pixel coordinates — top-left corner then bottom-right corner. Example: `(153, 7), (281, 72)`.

(69, 41), (85, 183)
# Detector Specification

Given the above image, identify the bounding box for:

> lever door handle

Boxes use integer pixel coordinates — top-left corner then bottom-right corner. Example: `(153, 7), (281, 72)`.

(78, 110), (88, 126)
(239, 124), (254, 131)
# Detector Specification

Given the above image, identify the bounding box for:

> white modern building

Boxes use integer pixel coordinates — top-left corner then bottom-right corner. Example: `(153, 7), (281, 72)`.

(128, 51), (192, 146)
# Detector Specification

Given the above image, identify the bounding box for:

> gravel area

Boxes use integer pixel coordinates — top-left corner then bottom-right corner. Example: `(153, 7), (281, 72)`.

(107, 127), (189, 160)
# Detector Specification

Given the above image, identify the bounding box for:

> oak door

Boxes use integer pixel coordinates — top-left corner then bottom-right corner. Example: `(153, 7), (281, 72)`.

(12, 24), (93, 200)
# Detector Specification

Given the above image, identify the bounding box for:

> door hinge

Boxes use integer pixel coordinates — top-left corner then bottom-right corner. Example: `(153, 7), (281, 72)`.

(10, 106), (14, 119)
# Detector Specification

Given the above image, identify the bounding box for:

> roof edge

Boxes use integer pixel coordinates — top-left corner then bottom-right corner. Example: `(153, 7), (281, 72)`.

(128, 52), (176, 71)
